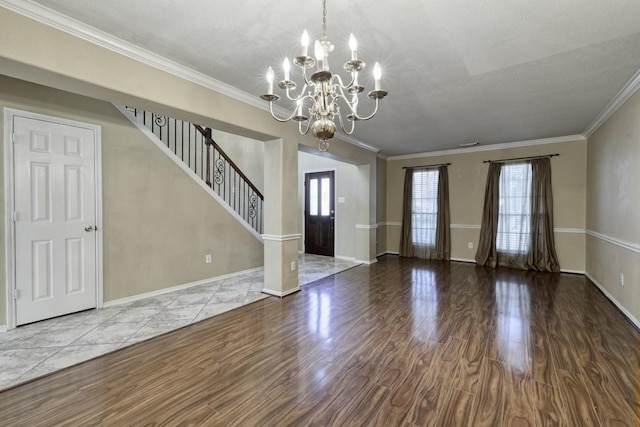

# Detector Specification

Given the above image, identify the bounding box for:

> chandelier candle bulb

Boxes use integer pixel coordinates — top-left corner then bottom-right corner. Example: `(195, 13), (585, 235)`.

(373, 62), (382, 91)
(349, 33), (357, 60)
(266, 66), (274, 94)
(301, 30), (309, 57)
(283, 57), (291, 81)
(314, 40), (327, 71)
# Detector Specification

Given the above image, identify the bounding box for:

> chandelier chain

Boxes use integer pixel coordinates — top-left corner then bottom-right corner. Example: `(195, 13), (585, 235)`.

(322, 0), (327, 39)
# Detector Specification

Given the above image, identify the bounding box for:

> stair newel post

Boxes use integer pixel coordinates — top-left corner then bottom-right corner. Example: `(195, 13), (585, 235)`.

(205, 128), (213, 188)
(194, 124), (213, 188)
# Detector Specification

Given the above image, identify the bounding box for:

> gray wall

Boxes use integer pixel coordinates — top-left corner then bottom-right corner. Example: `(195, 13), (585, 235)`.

(298, 152), (358, 259)
(586, 89), (640, 325)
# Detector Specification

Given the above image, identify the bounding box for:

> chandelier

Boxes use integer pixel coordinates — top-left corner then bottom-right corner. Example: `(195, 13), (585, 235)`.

(260, 0), (388, 151)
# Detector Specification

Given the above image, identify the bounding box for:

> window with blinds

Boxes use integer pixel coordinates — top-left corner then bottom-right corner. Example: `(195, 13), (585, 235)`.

(497, 163), (532, 253)
(411, 169), (439, 246)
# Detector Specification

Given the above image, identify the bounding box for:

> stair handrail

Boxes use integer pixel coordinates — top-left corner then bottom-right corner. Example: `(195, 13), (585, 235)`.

(122, 106), (263, 234)
(193, 125), (264, 200)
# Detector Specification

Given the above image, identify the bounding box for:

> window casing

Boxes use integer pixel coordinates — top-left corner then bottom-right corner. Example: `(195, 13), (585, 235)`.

(497, 163), (532, 253)
(411, 169), (439, 246)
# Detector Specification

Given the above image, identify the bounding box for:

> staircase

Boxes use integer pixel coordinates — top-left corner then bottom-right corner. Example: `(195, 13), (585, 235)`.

(119, 106), (264, 235)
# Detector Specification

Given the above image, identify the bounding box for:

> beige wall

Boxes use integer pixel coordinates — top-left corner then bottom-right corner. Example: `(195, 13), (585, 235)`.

(586, 89), (640, 325)
(298, 151), (358, 259)
(0, 77), (264, 326)
(213, 130), (264, 194)
(384, 139), (587, 272)
(0, 6), (380, 307)
(376, 157), (387, 256)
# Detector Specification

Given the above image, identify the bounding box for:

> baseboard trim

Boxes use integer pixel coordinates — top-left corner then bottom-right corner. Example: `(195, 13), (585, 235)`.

(375, 251), (398, 257)
(355, 258), (378, 265)
(261, 287), (301, 298)
(432, 257), (583, 274)
(560, 269), (585, 275)
(585, 271), (640, 330)
(451, 257), (475, 263)
(103, 267), (263, 308)
(335, 255), (357, 262)
(0, 325), (7, 333)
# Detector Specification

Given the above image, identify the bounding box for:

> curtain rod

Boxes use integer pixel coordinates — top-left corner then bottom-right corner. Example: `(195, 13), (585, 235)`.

(483, 154), (559, 164)
(402, 162), (451, 170)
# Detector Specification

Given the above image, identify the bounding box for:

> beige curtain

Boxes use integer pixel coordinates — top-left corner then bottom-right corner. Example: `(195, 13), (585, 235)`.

(475, 158), (560, 272)
(399, 170), (414, 257)
(399, 166), (450, 260)
(527, 158), (560, 272)
(434, 166), (450, 260)
(475, 163), (502, 267)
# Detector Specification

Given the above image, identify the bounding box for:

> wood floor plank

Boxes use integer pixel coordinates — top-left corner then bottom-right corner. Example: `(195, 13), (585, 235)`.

(502, 368), (535, 427)
(0, 257), (638, 426)
(532, 381), (567, 427)
(434, 388), (474, 427)
(468, 357), (506, 427)
(556, 368), (601, 426)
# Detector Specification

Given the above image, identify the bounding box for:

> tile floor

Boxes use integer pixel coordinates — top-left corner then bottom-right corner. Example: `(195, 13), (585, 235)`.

(0, 254), (360, 391)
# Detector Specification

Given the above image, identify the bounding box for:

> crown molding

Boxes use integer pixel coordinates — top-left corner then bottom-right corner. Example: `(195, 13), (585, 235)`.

(0, 0), (380, 154)
(386, 134), (586, 161)
(583, 68), (640, 138)
(334, 133), (381, 153)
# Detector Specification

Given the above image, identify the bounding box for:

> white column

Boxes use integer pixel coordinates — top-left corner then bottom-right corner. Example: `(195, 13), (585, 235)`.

(262, 138), (300, 296)
(354, 163), (378, 264)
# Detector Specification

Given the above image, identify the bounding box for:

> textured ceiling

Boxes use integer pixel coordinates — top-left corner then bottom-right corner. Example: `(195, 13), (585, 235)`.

(22, 0), (640, 155)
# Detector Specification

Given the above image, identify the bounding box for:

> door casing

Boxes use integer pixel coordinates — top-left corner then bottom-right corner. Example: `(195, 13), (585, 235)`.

(304, 169), (336, 257)
(3, 108), (104, 330)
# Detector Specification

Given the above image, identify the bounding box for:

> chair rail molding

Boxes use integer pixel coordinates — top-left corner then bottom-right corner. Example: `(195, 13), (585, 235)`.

(585, 229), (640, 254)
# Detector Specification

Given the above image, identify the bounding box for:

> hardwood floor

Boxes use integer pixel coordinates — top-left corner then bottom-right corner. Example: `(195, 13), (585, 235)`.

(0, 256), (638, 426)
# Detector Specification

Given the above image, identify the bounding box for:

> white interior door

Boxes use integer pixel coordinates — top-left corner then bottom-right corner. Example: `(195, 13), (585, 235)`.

(13, 115), (98, 325)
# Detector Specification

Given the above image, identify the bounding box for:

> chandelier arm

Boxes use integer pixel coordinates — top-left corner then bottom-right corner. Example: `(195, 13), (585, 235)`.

(333, 92), (380, 121)
(332, 87), (358, 116)
(268, 101), (302, 123)
(284, 84), (308, 101)
(333, 73), (355, 90)
(352, 97), (380, 121)
(301, 66), (314, 86)
(336, 108), (356, 135)
(298, 117), (312, 135)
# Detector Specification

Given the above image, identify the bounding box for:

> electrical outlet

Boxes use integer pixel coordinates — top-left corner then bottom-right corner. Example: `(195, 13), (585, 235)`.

(619, 273), (624, 286)
(291, 261), (296, 271)
(468, 242), (473, 249)
(205, 254), (212, 264)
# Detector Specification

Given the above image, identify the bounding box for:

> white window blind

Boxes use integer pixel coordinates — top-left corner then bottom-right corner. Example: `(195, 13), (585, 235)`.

(411, 169), (439, 246)
(497, 163), (532, 253)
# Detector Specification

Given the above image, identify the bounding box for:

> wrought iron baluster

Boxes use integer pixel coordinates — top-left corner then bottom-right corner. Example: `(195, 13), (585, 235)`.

(126, 107), (264, 234)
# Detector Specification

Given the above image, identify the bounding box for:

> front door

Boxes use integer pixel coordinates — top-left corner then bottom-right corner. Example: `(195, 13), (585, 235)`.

(13, 113), (98, 325)
(304, 171), (335, 256)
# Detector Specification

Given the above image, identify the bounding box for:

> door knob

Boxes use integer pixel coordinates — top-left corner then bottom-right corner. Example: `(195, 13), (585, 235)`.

(84, 225), (94, 232)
